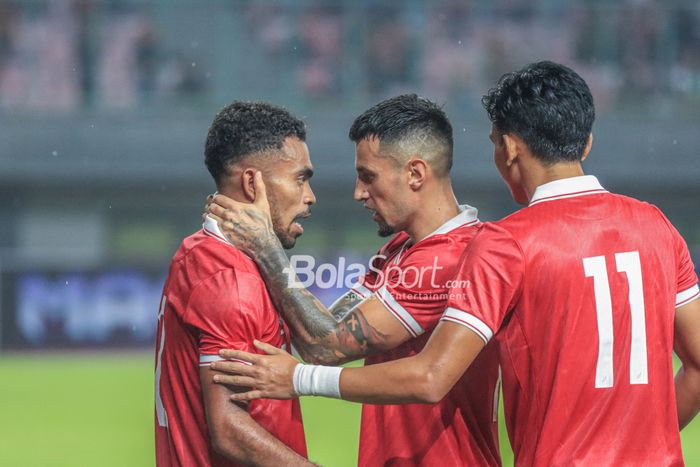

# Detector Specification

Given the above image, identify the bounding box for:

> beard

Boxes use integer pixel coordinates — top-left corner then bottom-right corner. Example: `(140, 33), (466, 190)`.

(269, 202), (311, 250)
(275, 226), (297, 249)
(268, 204), (298, 250)
(377, 220), (394, 237)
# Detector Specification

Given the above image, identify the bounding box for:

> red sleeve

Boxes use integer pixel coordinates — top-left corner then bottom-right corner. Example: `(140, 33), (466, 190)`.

(654, 206), (700, 307)
(374, 244), (463, 337)
(350, 237), (405, 298)
(183, 269), (259, 366)
(441, 223), (524, 343)
(671, 224), (699, 307)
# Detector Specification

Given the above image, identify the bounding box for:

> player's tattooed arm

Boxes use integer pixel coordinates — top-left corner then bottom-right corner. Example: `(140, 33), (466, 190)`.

(253, 247), (395, 365)
(206, 179), (408, 365)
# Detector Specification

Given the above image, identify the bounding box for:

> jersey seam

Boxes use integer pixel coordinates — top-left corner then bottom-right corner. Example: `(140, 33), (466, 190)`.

(493, 224), (539, 436)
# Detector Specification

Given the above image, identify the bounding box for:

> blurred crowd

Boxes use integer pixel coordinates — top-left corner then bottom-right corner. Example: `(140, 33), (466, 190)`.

(0, 0), (205, 112)
(0, 0), (698, 112)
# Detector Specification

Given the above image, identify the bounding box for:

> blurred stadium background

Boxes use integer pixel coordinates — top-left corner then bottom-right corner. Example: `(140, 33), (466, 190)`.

(0, 0), (699, 465)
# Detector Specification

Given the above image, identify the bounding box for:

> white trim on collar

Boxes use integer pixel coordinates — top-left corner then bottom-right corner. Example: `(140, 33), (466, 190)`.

(425, 204), (479, 239)
(202, 215), (234, 247)
(529, 175), (607, 206)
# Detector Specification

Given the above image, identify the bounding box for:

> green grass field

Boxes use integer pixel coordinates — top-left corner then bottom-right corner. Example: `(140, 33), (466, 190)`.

(0, 354), (698, 466)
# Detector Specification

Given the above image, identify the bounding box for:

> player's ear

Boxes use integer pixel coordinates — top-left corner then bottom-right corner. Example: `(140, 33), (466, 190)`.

(407, 159), (428, 191)
(241, 168), (257, 202)
(581, 133), (593, 162)
(502, 133), (520, 167)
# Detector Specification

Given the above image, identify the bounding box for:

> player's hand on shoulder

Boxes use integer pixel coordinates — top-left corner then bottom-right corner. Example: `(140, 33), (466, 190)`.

(211, 340), (300, 401)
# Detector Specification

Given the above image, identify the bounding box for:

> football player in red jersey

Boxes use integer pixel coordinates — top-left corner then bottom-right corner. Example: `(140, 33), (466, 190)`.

(211, 62), (700, 466)
(207, 95), (502, 466)
(154, 102), (316, 466)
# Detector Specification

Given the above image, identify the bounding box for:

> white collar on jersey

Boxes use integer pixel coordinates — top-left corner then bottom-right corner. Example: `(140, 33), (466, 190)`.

(202, 215), (234, 247)
(424, 204), (479, 239)
(529, 175), (607, 206)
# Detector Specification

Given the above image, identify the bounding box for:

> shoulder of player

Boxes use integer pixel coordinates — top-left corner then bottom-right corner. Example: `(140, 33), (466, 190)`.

(591, 192), (678, 232)
(470, 220), (525, 257)
(174, 230), (261, 280)
(409, 221), (481, 252)
(397, 223), (481, 268)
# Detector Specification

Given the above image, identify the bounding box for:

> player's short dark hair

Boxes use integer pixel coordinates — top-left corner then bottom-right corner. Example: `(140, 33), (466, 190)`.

(204, 101), (306, 182)
(348, 94), (454, 176)
(482, 61), (595, 164)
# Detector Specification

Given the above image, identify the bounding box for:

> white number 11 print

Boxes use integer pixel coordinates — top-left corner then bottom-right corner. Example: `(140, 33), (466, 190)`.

(583, 251), (648, 389)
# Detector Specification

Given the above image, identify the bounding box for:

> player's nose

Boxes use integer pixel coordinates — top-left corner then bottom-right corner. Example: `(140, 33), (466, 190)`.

(304, 183), (316, 206)
(354, 179), (368, 202)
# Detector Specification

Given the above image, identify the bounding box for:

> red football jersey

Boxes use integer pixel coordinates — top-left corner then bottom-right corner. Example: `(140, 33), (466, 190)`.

(443, 176), (699, 466)
(154, 218), (307, 467)
(351, 205), (502, 467)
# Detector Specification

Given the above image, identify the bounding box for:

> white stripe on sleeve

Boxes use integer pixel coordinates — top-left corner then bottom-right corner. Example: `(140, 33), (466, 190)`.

(677, 284), (700, 308)
(351, 283), (372, 299)
(199, 354), (252, 367)
(375, 285), (424, 337)
(440, 307), (494, 344)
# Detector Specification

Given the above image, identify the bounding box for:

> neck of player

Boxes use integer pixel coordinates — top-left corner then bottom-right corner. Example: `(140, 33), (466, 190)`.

(524, 160), (586, 203)
(406, 181), (461, 244)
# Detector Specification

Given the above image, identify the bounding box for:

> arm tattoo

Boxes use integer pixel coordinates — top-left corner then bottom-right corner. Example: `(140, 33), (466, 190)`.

(329, 292), (364, 321)
(255, 245), (390, 365)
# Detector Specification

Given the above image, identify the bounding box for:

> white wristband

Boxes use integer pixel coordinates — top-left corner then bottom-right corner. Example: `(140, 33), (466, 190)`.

(292, 363), (343, 398)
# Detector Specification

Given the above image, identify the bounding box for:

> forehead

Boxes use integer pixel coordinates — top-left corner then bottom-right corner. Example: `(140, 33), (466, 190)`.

(354, 137), (394, 170)
(278, 137), (313, 170)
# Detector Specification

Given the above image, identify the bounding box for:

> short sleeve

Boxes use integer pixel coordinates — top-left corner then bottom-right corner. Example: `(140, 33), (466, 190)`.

(671, 224), (699, 307)
(375, 246), (462, 337)
(184, 269), (258, 366)
(441, 223), (525, 344)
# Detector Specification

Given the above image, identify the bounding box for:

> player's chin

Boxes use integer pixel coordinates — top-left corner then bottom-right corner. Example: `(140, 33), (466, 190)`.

(377, 221), (394, 238)
(279, 230), (302, 249)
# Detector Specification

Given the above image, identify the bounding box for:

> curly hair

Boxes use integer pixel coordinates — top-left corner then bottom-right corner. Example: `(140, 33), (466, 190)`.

(204, 101), (306, 182)
(482, 61), (595, 165)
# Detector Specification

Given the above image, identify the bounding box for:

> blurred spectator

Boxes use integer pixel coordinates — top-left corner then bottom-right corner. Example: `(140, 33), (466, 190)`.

(365, 4), (413, 97)
(0, 0), (697, 113)
(671, 4), (700, 96)
(616, 0), (663, 98)
(0, 0), (81, 111)
(423, 0), (483, 103)
(299, 4), (343, 97)
(155, 52), (207, 102)
(243, 2), (295, 59)
(96, 6), (156, 109)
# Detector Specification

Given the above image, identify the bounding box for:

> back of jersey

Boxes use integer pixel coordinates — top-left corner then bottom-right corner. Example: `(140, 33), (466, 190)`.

(499, 185), (696, 466)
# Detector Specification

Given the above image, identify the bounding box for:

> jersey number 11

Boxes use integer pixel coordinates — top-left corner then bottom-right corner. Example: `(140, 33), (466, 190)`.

(583, 251), (648, 389)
